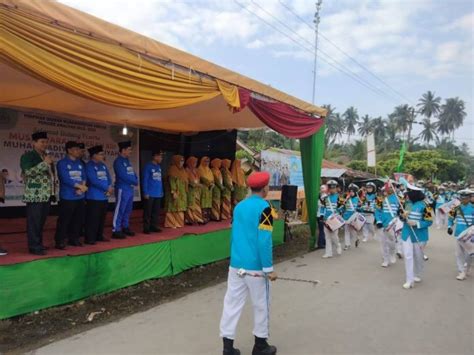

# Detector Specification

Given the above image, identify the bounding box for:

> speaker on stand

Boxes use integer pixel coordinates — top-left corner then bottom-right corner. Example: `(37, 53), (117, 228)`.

(281, 185), (298, 242)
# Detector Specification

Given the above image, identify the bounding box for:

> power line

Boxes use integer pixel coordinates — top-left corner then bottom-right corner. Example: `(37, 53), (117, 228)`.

(234, 0), (402, 105)
(249, 0), (396, 103)
(277, 0), (416, 106)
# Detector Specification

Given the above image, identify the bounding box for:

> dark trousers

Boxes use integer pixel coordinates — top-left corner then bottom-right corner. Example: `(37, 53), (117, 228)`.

(54, 199), (85, 245)
(26, 202), (50, 252)
(317, 219), (326, 248)
(143, 197), (161, 231)
(85, 200), (108, 243)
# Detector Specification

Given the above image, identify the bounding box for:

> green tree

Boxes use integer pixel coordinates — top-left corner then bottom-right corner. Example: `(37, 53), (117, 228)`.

(343, 106), (359, 142)
(392, 104), (415, 144)
(437, 97), (467, 140)
(358, 114), (372, 136)
(417, 90), (441, 119)
(419, 118), (438, 144)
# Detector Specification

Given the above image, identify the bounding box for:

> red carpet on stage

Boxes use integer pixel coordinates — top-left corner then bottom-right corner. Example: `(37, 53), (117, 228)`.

(0, 210), (231, 266)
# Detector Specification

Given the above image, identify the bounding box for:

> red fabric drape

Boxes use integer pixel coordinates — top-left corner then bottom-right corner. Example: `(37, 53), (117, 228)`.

(236, 88), (324, 139)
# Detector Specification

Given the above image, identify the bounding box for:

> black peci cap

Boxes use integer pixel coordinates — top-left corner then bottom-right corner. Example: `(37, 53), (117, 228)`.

(32, 131), (48, 141)
(88, 145), (104, 157)
(118, 141), (132, 150)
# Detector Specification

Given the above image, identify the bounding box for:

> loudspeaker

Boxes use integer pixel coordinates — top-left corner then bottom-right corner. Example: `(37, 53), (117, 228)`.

(281, 185), (298, 211)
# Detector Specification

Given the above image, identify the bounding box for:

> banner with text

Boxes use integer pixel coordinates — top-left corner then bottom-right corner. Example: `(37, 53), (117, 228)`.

(0, 108), (140, 207)
(261, 149), (304, 189)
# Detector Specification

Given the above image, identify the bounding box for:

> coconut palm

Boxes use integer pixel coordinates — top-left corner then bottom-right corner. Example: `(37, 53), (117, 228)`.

(392, 104), (415, 144)
(419, 117), (438, 145)
(371, 116), (386, 143)
(327, 113), (345, 145)
(436, 97), (466, 140)
(343, 106), (359, 142)
(417, 91), (441, 119)
(358, 114), (372, 136)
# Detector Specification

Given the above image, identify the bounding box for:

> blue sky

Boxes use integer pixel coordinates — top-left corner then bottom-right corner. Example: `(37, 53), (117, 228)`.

(60, 0), (473, 149)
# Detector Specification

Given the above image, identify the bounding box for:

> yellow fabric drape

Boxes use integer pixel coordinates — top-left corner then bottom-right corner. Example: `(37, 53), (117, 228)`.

(0, 6), (239, 110)
(217, 79), (240, 109)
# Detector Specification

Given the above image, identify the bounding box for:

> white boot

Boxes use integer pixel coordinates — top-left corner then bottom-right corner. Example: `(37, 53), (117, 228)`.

(414, 277), (422, 283)
(381, 261), (389, 268)
(402, 282), (413, 289)
(456, 272), (466, 281)
(336, 243), (342, 255)
(322, 254), (332, 259)
(390, 255), (397, 264)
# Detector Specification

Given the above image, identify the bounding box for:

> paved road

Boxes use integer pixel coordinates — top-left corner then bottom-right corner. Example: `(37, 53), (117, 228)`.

(34, 228), (473, 355)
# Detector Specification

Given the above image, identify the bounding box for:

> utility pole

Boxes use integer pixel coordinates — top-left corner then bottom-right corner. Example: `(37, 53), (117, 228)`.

(311, 0), (323, 104)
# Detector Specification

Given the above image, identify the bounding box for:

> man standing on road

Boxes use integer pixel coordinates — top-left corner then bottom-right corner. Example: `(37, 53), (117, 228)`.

(219, 171), (277, 355)
(142, 151), (164, 234)
(20, 132), (55, 255)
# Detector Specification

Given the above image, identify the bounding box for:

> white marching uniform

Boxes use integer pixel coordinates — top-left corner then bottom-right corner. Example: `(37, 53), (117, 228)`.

(219, 195), (275, 339)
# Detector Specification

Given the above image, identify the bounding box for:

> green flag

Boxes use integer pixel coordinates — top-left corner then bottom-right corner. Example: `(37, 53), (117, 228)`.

(397, 142), (407, 172)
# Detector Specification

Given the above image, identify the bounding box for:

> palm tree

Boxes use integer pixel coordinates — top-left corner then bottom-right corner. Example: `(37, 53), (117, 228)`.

(327, 113), (345, 145)
(417, 91), (441, 119)
(419, 118), (438, 145)
(358, 114), (372, 136)
(436, 97), (467, 140)
(343, 106), (359, 142)
(392, 104), (415, 145)
(371, 116), (386, 144)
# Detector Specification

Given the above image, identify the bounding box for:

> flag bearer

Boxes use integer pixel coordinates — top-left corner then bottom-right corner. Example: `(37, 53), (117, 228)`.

(85, 145), (113, 244)
(320, 180), (343, 258)
(112, 141), (138, 239)
(341, 183), (361, 250)
(375, 183), (400, 268)
(55, 141), (88, 249)
(447, 189), (474, 281)
(399, 183), (433, 289)
(219, 171), (277, 355)
(142, 151), (164, 234)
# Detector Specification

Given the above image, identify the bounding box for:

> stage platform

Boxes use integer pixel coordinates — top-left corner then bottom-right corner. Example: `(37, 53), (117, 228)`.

(0, 210), (284, 319)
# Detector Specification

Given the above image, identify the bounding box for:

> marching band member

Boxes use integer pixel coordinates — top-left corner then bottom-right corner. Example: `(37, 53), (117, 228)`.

(320, 180), (343, 258)
(434, 185), (448, 229)
(375, 183), (400, 267)
(219, 171), (277, 355)
(447, 189), (473, 281)
(399, 183), (433, 289)
(341, 183), (361, 250)
(361, 182), (377, 242)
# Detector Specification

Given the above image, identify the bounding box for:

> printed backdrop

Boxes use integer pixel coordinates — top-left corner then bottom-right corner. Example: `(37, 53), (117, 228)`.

(261, 149), (304, 188)
(0, 108), (140, 206)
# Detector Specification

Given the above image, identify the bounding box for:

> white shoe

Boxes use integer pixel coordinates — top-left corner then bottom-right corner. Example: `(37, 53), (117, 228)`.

(336, 244), (342, 255)
(423, 254), (429, 261)
(381, 262), (389, 268)
(456, 272), (466, 281)
(402, 282), (413, 289)
(362, 238), (368, 242)
(414, 277), (422, 283)
(390, 255), (397, 264)
(322, 254), (333, 259)
(464, 263), (471, 276)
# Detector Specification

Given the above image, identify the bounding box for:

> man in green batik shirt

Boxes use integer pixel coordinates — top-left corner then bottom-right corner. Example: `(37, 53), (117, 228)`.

(20, 131), (55, 255)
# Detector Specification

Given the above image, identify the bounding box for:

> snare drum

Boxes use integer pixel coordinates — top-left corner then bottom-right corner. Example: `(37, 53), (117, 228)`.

(457, 226), (474, 256)
(385, 217), (403, 233)
(348, 212), (366, 231)
(326, 214), (345, 231)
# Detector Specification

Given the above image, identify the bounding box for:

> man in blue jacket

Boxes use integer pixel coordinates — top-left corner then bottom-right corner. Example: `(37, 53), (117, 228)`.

(112, 141), (138, 239)
(219, 171), (277, 355)
(85, 145), (113, 244)
(142, 151), (164, 234)
(55, 141), (88, 249)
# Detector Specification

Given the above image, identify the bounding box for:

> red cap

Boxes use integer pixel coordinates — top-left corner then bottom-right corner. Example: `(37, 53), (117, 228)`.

(247, 171), (270, 189)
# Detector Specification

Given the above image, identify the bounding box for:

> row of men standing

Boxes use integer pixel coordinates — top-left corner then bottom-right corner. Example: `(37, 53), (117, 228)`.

(20, 132), (248, 255)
